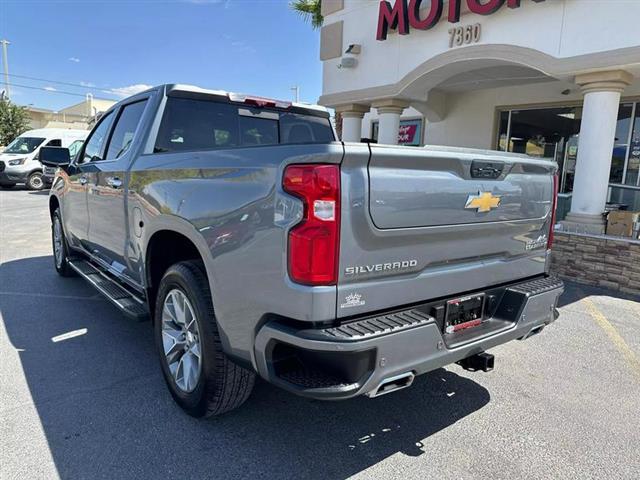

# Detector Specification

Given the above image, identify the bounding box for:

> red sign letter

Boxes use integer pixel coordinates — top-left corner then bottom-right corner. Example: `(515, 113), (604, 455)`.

(467, 0), (505, 15)
(508, 0), (546, 9)
(409, 0), (443, 30)
(377, 0), (410, 41)
(447, 0), (461, 23)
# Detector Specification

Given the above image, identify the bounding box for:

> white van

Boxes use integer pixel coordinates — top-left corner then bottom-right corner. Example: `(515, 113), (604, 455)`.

(0, 128), (88, 190)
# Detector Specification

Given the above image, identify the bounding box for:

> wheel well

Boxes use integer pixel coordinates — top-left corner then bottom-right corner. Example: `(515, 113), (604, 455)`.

(49, 196), (60, 219)
(145, 230), (203, 319)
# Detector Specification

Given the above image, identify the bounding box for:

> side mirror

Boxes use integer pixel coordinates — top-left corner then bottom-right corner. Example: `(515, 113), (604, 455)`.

(39, 146), (71, 167)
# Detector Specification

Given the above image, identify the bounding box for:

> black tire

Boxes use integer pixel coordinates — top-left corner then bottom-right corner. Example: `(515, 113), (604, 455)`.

(26, 171), (44, 191)
(154, 261), (255, 417)
(52, 209), (75, 277)
(0, 183), (16, 189)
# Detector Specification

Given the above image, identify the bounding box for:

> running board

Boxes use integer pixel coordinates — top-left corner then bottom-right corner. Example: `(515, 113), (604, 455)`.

(68, 259), (149, 321)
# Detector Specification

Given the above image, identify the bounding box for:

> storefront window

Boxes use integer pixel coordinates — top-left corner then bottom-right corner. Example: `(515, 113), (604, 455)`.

(497, 111), (509, 151)
(609, 104), (634, 184)
(497, 107), (581, 194)
(625, 105), (640, 186)
(371, 118), (424, 146)
(497, 102), (640, 190)
(497, 102), (640, 218)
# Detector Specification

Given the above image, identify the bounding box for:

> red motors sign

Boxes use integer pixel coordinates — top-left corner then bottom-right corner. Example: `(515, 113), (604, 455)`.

(377, 0), (545, 40)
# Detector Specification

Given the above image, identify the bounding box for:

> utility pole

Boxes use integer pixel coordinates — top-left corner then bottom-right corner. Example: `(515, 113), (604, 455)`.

(1, 40), (10, 100)
(290, 86), (300, 103)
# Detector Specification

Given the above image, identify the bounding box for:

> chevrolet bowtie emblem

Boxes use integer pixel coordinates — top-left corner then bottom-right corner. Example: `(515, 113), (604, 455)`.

(465, 191), (501, 213)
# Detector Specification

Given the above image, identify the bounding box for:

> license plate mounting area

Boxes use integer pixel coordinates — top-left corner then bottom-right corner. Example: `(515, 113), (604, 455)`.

(444, 294), (485, 334)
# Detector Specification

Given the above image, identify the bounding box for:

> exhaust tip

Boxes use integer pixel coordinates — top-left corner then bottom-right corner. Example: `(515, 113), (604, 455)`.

(367, 372), (415, 398)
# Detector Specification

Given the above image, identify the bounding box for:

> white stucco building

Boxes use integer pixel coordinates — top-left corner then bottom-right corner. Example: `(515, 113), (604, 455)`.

(319, 0), (640, 234)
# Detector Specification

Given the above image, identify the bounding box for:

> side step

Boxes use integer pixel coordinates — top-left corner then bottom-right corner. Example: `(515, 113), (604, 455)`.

(68, 258), (149, 321)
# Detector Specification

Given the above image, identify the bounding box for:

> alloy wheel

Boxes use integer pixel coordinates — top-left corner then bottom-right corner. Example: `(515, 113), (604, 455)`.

(30, 174), (43, 190)
(161, 289), (202, 393)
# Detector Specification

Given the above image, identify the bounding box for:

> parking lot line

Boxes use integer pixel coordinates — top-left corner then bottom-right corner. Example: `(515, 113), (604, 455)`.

(583, 297), (640, 381)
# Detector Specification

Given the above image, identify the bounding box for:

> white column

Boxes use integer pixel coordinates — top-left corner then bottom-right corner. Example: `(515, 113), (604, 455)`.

(341, 113), (364, 142)
(335, 104), (369, 143)
(373, 99), (409, 145)
(564, 70), (633, 234)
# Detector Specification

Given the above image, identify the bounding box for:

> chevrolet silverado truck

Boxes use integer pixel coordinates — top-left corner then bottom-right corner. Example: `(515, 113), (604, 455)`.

(40, 84), (563, 417)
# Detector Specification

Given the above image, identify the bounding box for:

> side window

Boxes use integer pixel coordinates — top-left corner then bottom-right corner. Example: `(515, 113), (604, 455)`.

(155, 98), (238, 153)
(82, 111), (115, 163)
(105, 100), (148, 160)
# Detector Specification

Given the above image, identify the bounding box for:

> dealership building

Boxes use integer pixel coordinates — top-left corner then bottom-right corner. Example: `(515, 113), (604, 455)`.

(319, 0), (640, 238)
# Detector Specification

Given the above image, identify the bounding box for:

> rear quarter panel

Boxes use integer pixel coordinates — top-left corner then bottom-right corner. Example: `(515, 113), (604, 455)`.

(127, 143), (344, 364)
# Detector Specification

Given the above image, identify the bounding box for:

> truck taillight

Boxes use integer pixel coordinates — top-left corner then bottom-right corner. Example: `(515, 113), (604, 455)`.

(548, 173), (559, 250)
(283, 164), (340, 286)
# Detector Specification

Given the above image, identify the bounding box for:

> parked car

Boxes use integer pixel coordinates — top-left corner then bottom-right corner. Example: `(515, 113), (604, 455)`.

(42, 138), (85, 188)
(41, 84), (563, 417)
(0, 128), (88, 190)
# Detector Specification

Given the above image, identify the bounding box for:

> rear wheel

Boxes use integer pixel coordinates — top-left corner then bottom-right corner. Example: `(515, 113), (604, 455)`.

(52, 209), (75, 277)
(27, 172), (44, 191)
(154, 261), (255, 417)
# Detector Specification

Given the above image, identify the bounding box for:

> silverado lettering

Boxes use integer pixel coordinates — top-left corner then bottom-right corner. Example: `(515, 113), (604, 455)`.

(345, 260), (418, 275)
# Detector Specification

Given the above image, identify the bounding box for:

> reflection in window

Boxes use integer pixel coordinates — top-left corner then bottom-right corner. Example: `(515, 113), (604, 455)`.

(496, 103), (640, 194)
(609, 104), (633, 184)
(626, 106), (640, 186)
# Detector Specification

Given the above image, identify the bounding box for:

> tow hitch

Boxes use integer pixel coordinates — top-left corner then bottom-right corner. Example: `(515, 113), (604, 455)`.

(457, 352), (495, 372)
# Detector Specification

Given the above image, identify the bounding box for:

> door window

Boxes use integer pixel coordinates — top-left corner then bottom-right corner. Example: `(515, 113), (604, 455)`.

(67, 140), (84, 160)
(82, 111), (115, 163)
(45, 139), (62, 147)
(105, 100), (148, 160)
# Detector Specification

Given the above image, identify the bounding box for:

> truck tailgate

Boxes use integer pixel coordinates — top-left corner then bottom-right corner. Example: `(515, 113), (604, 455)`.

(337, 143), (557, 318)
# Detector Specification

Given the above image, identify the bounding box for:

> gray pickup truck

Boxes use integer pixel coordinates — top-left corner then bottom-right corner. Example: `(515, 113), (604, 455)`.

(40, 84), (563, 417)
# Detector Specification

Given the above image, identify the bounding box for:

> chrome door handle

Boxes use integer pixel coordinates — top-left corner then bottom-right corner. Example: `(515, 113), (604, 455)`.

(79, 175), (87, 185)
(107, 177), (122, 189)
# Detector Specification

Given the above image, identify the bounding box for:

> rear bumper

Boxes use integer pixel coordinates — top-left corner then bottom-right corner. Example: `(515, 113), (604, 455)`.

(254, 275), (564, 400)
(0, 167), (37, 183)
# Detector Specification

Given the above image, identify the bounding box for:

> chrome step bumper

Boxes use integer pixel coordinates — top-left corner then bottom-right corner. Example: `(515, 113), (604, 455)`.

(254, 276), (564, 400)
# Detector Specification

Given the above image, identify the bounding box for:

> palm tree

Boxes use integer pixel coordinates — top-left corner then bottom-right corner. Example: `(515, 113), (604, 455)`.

(290, 0), (323, 29)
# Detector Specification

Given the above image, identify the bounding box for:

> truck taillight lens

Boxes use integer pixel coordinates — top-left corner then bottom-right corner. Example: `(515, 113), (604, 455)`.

(548, 173), (559, 249)
(283, 164), (340, 285)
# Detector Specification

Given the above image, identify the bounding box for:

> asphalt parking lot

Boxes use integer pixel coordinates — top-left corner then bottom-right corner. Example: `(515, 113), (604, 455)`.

(1, 187), (639, 480)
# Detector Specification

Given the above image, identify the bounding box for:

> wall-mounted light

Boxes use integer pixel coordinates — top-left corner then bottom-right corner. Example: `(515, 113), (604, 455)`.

(345, 44), (361, 55)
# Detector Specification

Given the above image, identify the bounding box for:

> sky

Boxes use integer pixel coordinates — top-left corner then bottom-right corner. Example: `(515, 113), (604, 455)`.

(0, 0), (324, 111)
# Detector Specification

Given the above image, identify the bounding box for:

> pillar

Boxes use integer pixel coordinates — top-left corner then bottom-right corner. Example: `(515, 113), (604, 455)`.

(563, 70), (633, 234)
(373, 99), (409, 145)
(335, 104), (369, 142)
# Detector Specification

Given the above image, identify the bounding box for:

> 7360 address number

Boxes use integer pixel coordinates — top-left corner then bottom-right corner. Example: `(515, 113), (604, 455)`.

(448, 23), (481, 48)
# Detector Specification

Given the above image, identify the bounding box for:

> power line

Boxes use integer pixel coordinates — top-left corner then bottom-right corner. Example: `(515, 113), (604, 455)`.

(9, 82), (118, 101)
(6, 72), (101, 90)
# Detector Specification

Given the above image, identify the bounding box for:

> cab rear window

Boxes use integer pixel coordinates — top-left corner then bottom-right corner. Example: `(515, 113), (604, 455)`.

(154, 97), (334, 153)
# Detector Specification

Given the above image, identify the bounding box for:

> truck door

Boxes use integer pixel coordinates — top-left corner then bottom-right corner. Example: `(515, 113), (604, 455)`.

(85, 98), (149, 286)
(63, 112), (115, 249)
